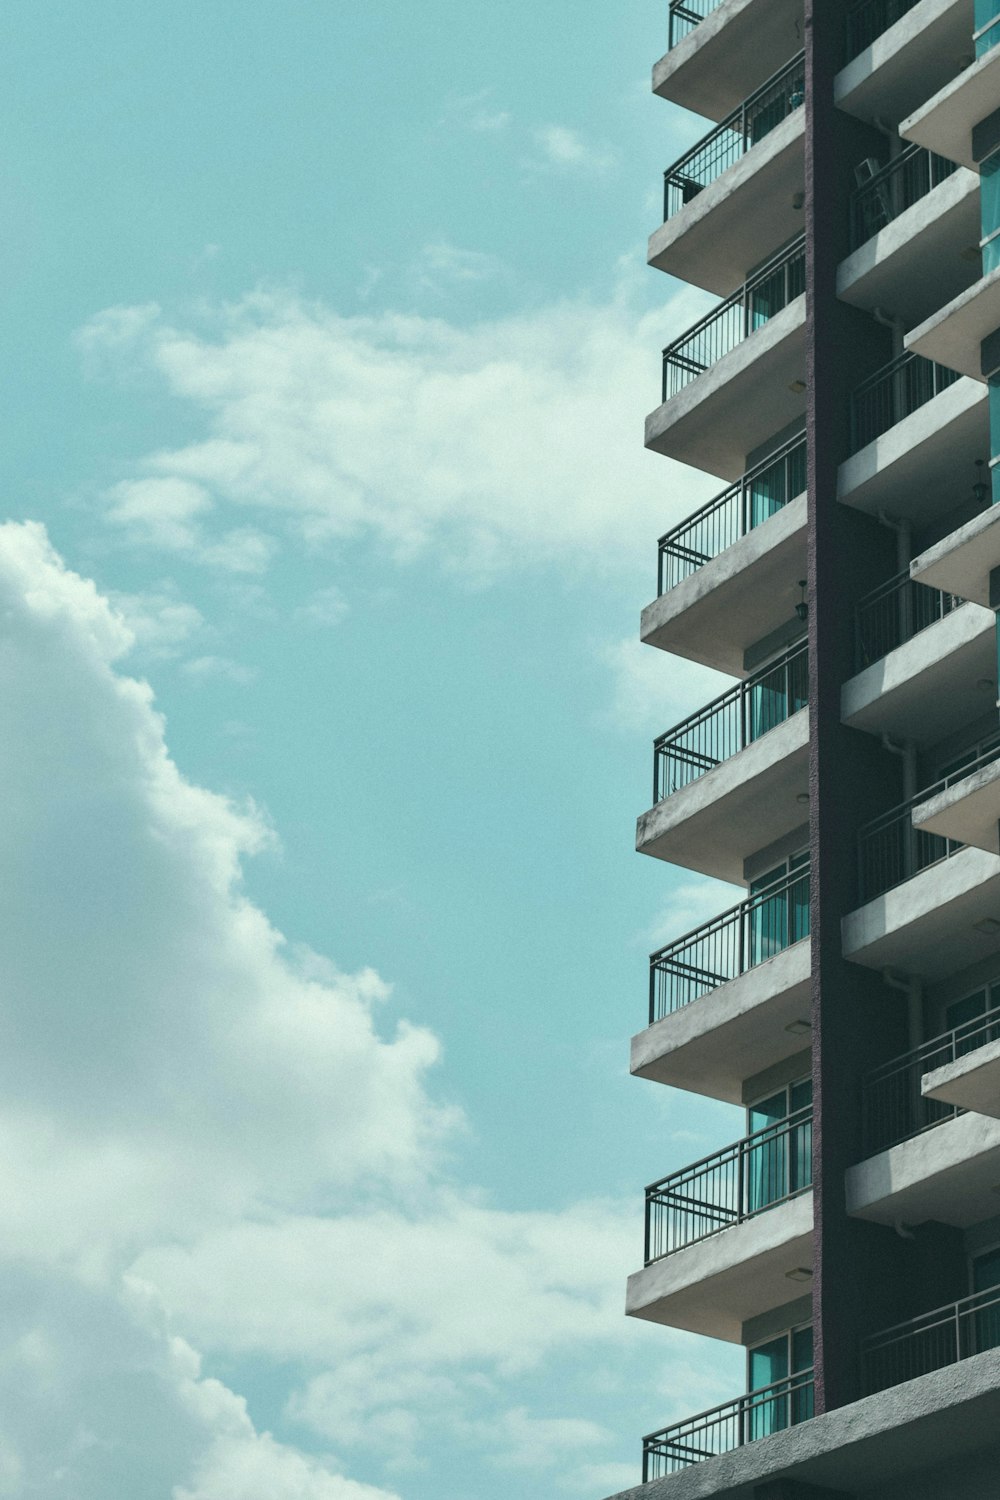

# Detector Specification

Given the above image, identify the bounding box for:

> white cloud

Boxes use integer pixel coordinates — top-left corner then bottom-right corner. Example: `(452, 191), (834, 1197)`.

(110, 588), (204, 658)
(600, 636), (731, 737)
(295, 586), (349, 628)
(412, 240), (506, 295)
(531, 125), (618, 175)
(439, 90), (512, 134)
(181, 654), (257, 686)
(78, 282), (717, 580)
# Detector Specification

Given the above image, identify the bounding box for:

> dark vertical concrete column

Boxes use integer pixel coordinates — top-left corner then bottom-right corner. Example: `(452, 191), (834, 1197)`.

(804, 0), (916, 1414)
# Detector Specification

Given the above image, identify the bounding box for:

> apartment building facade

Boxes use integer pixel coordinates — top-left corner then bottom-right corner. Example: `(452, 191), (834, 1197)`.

(608, 2), (1000, 1496)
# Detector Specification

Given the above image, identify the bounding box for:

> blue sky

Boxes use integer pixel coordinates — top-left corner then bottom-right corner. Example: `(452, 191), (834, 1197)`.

(0, 4), (748, 1496)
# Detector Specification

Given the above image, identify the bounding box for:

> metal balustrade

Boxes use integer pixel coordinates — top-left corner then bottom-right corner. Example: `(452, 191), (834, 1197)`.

(668, 0), (723, 48)
(662, 236), (806, 401)
(645, 1108), (812, 1263)
(850, 352), (961, 453)
(657, 435), (806, 594)
(845, 0), (921, 61)
(854, 570), (963, 670)
(849, 145), (959, 250)
(663, 53), (805, 221)
(864, 1285), (1000, 1395)
(857, 734), (1000, 902)
(643, 1371), (815, 1479)
(861, 1003), (1000, 1155)
(654, 641), (807, 800)
(649, 863), (810, 1022)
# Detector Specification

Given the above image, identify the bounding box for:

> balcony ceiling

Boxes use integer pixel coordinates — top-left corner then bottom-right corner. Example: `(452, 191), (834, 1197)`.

(906, 266), (1000, 382)
(923, 1039), (1000, 1119)
(901, 39), (1000, 170)
(652, 0), (805, 122)
(835, 0), (975, 127)
(847, 1111), (1000, 1228)
(910, 502), (1000, 606)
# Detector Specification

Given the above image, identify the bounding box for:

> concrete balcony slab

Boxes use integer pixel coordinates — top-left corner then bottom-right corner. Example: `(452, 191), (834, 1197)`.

(840, 601), (996, 743)
(910, 502), (1000, 605)
(842, 845), (1000, 981)
(641, 493), (807, 677)
(837, 167), (982, 328)
(636, 710), (809, 884)
(646, 299), (807, 481)
(923, 1039), (1000, 1118)
(837, 376), (988, 527)
(906, 265), (1000, 382)
(625, 1190), (812, 1342)
(653, 0), (804, 121)
(913, 757), (1000, 855)
(901, 36), (1000, 169)
(649, 111), (805, 296)
(847, 1110), (1000, 1227)
(631, 940), (811, 1105)
(835, 0), (974, 127)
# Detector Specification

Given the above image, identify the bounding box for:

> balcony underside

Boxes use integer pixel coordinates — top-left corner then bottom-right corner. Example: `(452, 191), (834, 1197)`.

(649, 114), (805, 296)
(611, 1350), (1000, 1500)
(902, 38), (1000, 169)
(910, 502), (1000, 606)
(906, 265), (1000, 382)
(641, 494), (807, 677)
(837, 168), (981, 328)
(840, 602), (995, 743)
(924, 1040), (1000, 1119)
(914, 759), (1000, 855)
(646, 302), (807, 481)
(636, 711), (809, 884)
(842, 846), (1000, 982)
(631, 941), (811, 1105)
(652, 0), (804, 121)
(625, 1191), (812, 1343)
(837, 377), (987, 527)
(847, 1111), (1000, 1228)
(834, 0), (975, 128)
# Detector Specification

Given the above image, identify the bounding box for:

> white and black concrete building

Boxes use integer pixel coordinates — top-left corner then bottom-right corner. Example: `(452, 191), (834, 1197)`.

(608, 2), (1000, 1497)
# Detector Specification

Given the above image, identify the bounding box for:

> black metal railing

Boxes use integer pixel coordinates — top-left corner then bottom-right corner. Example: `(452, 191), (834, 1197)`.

(662, 236), (806, 401)
(857, 734), (1000, 903)
(845, 0), (921, 61)
(850, 145), (959, 249)
(854, 570), (963, 670)
(668, 0), (723, 48)
(663, 53), (805, 220)
(654, 640), (807, 799)
(864, 1285), (1000, 1395)
(643, 1371), (815, 1479)
(657, 435), (807, 594)
(850, 352), (961, 453)
(650, 863), (810, 1022)
(645, 1108), (812, 1263)
(861, 1002), (1000, 1155)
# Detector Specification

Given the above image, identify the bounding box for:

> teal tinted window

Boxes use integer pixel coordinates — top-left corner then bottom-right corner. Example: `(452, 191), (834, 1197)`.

(975, 0), (1000, 54)
(982, 156), (1000, 249)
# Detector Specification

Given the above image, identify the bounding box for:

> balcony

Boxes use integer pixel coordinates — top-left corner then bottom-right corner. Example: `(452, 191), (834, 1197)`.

(642, 1370), (814, 1481)
(906, 264), (1000, 381)
(922, 1005), (1000, 1119)
(901, 27), (1000, 168)
(645, 1108), (812, 1265)
(651, 56), (805, 295)
(836, 0), (975, 128)
(910, 500), (1000, 606)
(864, 1287), (1000, 1397)
(854, 568), (964, 671)
(912, 733), (1000, 855)
(638, 646), (809, 881)
(643, 436), (807, 676)
(647, 240), (807, 478)
(838, 150), (981, 328)
(841, 595), (994, 742)
(848, 1107), (1000, 1227)
(656, 0), (805, 122)
(838, 364), (987, 526)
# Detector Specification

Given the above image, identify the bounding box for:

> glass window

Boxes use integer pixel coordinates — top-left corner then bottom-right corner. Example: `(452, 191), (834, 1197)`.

(975, 0), (1000, 55)
(746, 1077), (812, 1213)
(971, 1246), (1000, 1353)
(747, 1324), (813, 1438)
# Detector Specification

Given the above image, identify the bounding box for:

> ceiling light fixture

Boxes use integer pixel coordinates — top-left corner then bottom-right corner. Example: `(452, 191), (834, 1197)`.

(784, 1019), (811, 1036)
(785, 1267), (813, 1282)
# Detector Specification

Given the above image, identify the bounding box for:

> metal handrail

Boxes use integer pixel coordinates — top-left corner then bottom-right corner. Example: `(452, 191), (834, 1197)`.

(654, 640), (807, 801)
(864, 1284), (1000, 1396)
(643, 1369), (815, 1480)
(657, 434), (807, 594)
(662, 235), (806, 401)
(854, 568), (964, 670)
(645, 1107), (812, 1263)
(862, 1001), (1000, 1155)
(850, 145), (959, 249)
(857, 732), (1000, 902)
(649, 863), (811, 1022)
(845, 0), (921, 62)
(663, 53), (805, 221)
(668, 0), (722, 48)
(850, 351), (961, 453)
